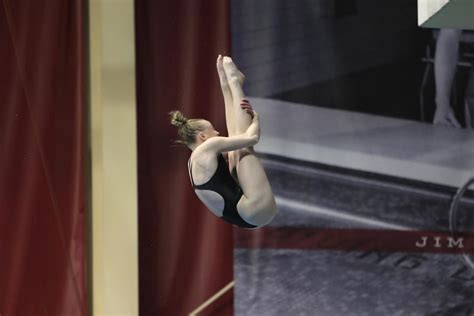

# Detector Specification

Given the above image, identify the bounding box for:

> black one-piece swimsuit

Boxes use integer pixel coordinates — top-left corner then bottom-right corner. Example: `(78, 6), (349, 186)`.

(188, 154), (257, 229)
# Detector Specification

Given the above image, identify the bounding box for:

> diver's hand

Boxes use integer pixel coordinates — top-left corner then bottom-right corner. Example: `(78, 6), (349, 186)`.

(240, 98), (256, 118)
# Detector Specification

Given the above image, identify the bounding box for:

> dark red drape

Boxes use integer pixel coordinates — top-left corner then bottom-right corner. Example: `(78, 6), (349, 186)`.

(0, 1), (86, 315)
(135, 1), (234, 315)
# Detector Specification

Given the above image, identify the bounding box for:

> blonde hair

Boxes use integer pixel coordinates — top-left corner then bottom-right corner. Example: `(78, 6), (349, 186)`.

(169, 110), (205, 146)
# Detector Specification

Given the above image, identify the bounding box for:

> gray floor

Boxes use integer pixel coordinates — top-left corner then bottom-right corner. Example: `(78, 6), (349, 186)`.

(234, 155), (474, 316)
(235, 249), (474, 316)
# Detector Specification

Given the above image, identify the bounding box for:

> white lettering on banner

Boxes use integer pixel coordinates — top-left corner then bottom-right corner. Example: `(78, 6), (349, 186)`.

(415, 236), (464, 249)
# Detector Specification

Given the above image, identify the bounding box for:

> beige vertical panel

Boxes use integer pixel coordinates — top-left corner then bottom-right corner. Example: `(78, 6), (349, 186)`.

(88, 0), (138, 315)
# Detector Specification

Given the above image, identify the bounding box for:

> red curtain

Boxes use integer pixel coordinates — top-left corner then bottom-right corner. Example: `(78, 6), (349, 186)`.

(0, 1), (86, 315)
(135, 1), (234, 315)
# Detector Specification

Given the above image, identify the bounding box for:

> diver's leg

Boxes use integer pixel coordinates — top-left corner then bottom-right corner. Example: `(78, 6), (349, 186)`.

(217, 55), (237, 136)
(235, 148), (277, 227)
(221, 57), (277, 226)
(217, 55), (240, 173)
(223, 56), (252, 134)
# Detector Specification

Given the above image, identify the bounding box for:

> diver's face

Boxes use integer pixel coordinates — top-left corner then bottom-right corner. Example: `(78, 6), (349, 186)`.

(199, 120), (219, 140)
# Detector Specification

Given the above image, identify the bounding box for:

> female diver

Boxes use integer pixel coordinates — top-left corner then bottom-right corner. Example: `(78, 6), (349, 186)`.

(170, 55), (277, 228)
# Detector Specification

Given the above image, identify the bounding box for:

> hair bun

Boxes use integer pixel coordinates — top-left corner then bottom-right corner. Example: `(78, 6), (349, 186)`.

(169, 110), (188, 128)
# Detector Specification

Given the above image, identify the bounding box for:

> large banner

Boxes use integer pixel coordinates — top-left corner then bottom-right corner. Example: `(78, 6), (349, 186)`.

(231, 0), (474, 315)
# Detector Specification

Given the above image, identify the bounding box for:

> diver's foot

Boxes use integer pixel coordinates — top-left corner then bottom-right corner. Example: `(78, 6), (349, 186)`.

(223, 56), (245, 85)
(433, 107), (461, 128)
(216, 54), (227, 85)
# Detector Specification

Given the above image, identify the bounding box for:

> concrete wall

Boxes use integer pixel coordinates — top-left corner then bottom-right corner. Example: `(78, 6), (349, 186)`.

(232, 0), (417, 96)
